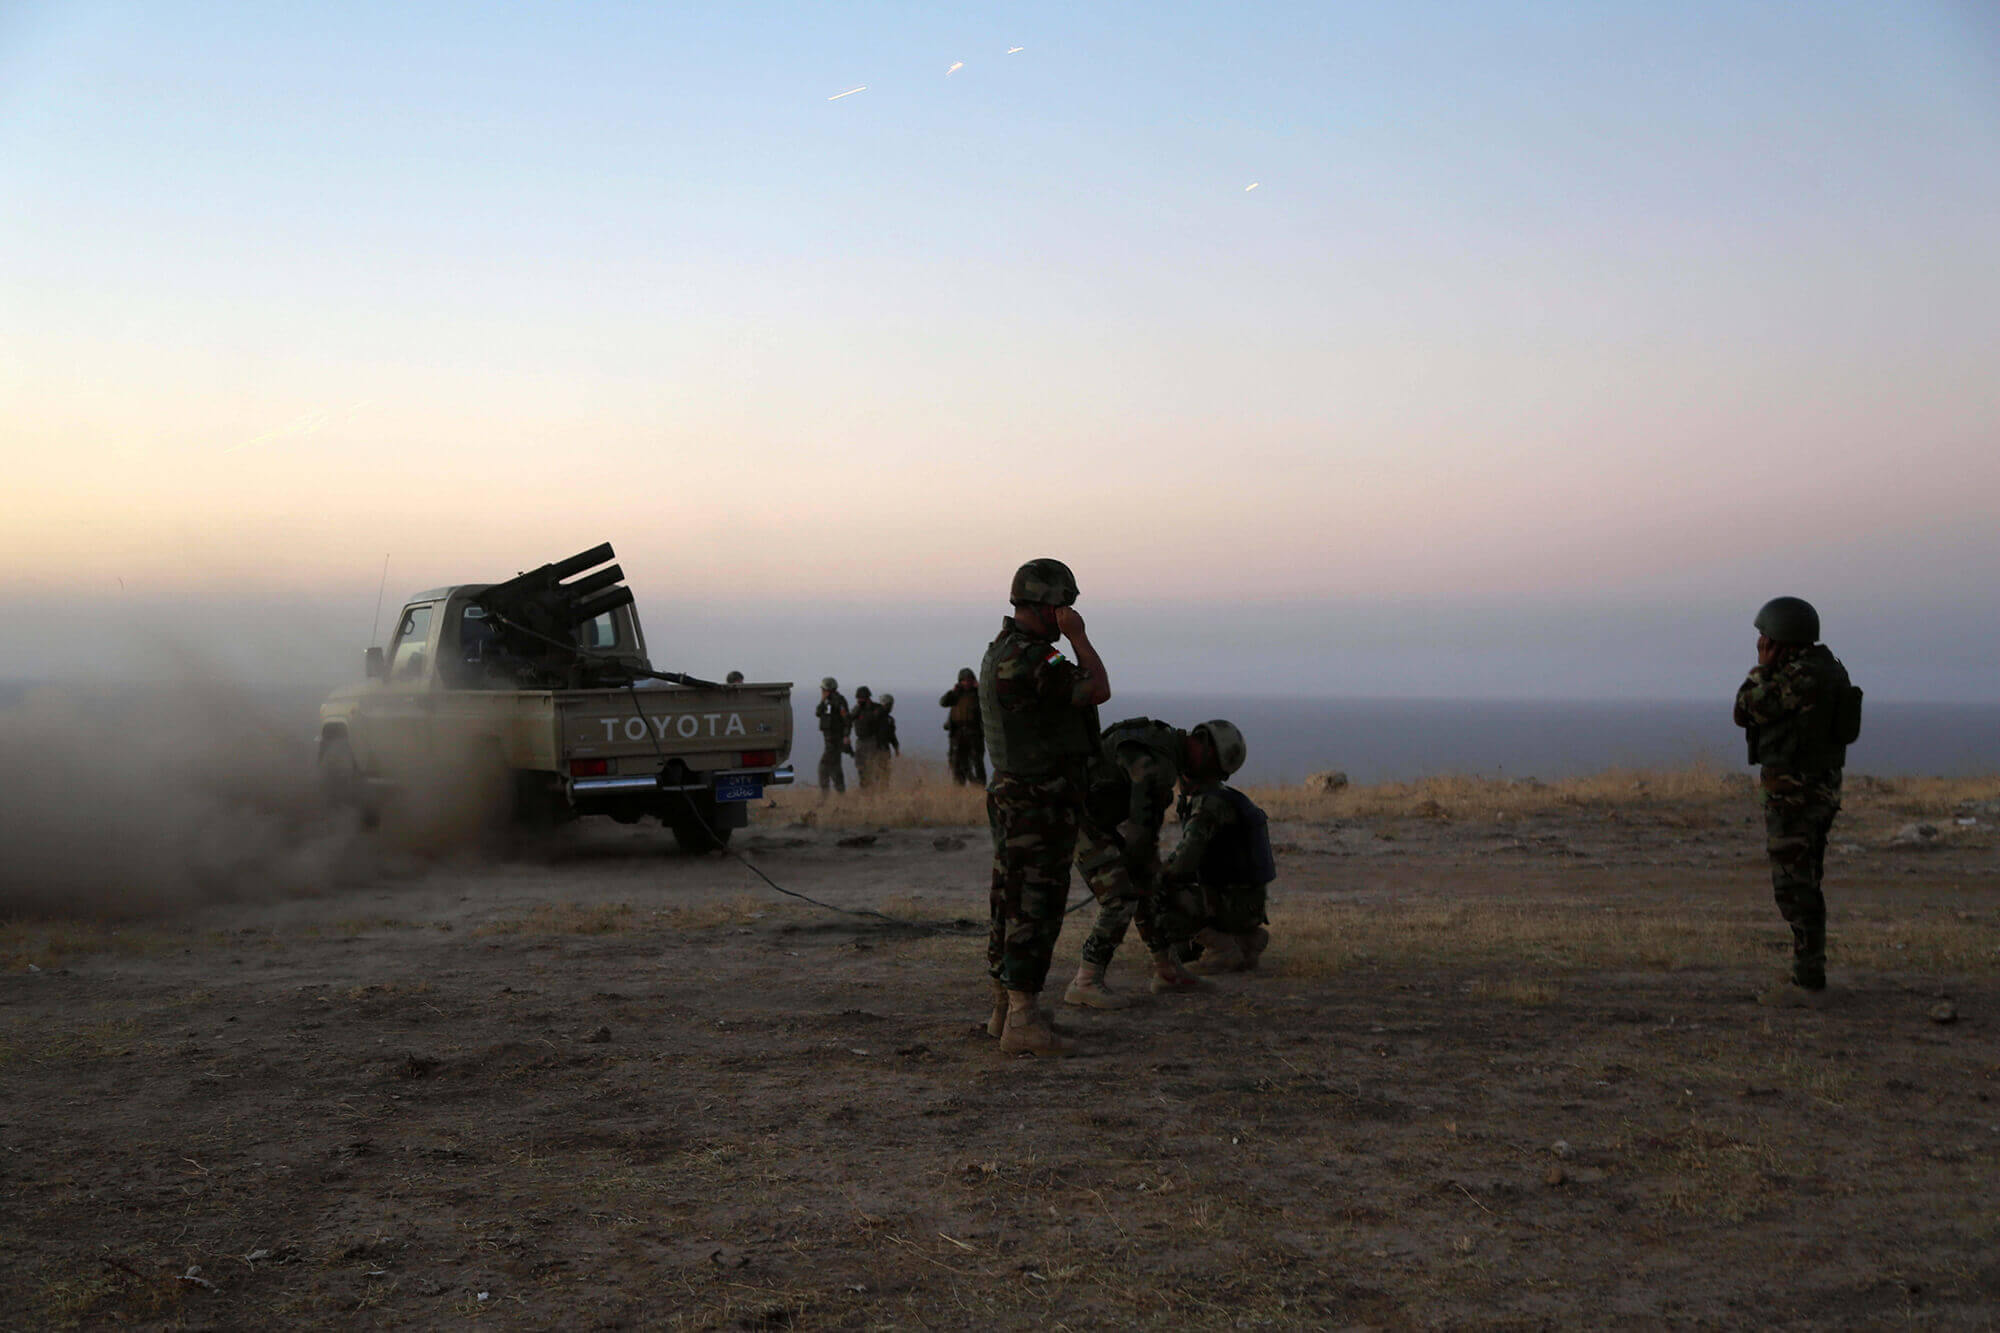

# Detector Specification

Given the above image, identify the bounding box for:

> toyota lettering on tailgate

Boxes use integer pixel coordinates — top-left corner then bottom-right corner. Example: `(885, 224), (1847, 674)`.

(599, 713), (753, 743)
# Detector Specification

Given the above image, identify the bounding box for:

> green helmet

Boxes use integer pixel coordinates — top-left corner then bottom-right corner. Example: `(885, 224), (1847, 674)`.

(854, 685), (872, 699)
(1753, 597), (1819, 645)
(880, 693), (894, 708)
(821, 676), (838, 691)
(1193, 719), (1247, 778)
(1009, 558), (1079, 608)
(957, 667), (976, 683)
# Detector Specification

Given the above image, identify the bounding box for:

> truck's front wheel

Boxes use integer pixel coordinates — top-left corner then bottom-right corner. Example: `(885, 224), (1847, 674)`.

(318, 735), (379, 829)
(665, 792), (732, 854)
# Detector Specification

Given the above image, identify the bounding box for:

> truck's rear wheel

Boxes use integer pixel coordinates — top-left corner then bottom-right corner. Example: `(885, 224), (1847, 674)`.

(666, 793), (732, 853)
(318, 735), (378, 828)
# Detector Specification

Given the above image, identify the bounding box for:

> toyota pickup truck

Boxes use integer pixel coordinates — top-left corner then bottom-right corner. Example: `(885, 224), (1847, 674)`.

(316, 544), (792, 851)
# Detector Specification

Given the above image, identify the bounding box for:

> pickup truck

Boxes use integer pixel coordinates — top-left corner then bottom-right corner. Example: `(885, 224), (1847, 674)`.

(316, 545), (792, 851)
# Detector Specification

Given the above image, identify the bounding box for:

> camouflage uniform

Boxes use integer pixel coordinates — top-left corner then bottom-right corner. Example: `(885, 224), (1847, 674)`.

(1734, 644), (1852, 990)
(1166, 780), (1270, 951)
(1075, 718), (1205, 967)
(814, 689), (851, 793)
(940, 676), (987, 785)
(982, 617), (1100, 994)
(878, 699), (900, 783)
(851, 696), (888, 788)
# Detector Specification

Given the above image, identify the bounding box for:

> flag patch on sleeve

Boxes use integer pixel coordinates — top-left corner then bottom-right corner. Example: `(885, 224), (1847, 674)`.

(1043, 648), (1068, 667)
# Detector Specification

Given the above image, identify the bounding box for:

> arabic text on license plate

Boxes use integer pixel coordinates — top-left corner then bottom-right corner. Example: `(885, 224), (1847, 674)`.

(713, 774), (762, 802)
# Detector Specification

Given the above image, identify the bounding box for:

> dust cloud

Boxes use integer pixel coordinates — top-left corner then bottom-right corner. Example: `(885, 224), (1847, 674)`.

(0, 679), (371, 919)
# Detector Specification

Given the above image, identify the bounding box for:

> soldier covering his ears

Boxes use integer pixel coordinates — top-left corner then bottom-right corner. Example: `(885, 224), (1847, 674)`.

(978, 558), (1112, 1056)
(1733, 596), (1863, 1006)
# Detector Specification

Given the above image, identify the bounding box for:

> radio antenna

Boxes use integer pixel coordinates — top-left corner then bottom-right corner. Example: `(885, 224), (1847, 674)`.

(368, 554), (391, 647)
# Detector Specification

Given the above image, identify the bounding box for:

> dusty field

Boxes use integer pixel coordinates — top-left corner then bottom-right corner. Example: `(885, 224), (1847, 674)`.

(3, 774), (1998, 1329)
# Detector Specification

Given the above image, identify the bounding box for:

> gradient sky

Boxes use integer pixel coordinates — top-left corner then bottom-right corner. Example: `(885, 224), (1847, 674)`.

(3, 2), (1996, 699)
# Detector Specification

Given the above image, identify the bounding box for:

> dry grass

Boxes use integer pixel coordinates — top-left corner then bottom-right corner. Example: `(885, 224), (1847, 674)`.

(1267, 899), (1763, 978)
(0, 921), (186, 973)
(474, 895), (785, 938)
(764, 761), (1999, 830)
(0, 1015), (141, 1069)
(764, 758), (986, 829)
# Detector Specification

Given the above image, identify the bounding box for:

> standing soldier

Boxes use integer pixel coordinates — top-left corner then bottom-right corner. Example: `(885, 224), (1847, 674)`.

(814, 677), (851, 798)
(1062, 718), (1217, 1007)
(980, 559), (1112, 1056)
(851, 686), (887, 788)
(1734, 597), (1862, 1006)
(1158, 721), (1274, 974)
(878, 694), (901, 784)
(940, 668), (987, 785)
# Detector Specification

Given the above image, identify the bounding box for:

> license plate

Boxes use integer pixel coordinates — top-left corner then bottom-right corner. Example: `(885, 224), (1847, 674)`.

(713, 774), (762, 802)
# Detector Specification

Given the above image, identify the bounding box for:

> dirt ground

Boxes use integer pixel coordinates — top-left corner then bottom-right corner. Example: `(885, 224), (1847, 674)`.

(3, 783), (1998, 1329)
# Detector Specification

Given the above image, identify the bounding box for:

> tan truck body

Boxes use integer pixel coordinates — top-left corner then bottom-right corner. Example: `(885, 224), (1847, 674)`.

(318, 582), (792, 848)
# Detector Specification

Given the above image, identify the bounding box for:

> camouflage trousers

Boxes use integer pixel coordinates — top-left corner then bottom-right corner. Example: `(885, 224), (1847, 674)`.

(1208, 880), (1269, 936)
(1073, 822), (1204, 967)
(854, 741), (889, 788)
(1761, 767), (1842, 988)
(947, 726), (986, 786)
(817, 743), (846, 793)
(986, 772), (1082, 993)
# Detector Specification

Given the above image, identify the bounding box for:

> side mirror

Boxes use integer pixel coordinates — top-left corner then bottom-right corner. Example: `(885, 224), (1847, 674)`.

(365, 646), (386, 680)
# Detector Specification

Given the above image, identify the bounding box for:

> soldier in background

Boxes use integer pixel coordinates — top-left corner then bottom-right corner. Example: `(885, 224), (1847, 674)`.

(940, 668), (987, 785)
(1160, 722), (1274, 975)
(851, 686), (888, 788)
(724, 670), (744, 685)
(1062, 718), (1221, 1008)
(878, 694), (901, 783)
(814, 677), (851, 798)
(980, 558), (1112, 1057)
(1734, 597), (1861, 1006)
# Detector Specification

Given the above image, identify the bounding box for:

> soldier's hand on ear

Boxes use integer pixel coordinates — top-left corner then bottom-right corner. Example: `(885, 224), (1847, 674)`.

(1054, 606), (1086, 641)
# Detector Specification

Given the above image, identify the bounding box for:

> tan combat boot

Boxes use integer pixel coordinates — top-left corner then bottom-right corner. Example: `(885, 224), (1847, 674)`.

(1063, 961), (1132, 1009)
(999, 990), (1074, 1056)
(1240, 927), (1271, 971)
(1184, 928), (1247, 975)
(1148, 949), (1207, 994)
(985, 978), (1008, 1037)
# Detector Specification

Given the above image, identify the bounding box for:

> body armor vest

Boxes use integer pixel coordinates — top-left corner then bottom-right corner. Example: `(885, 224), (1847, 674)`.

(979, 625), (1099, 779)
(1086, 717), (1183, 828)
(1195, 788), (1277, 887)
(1748, 648), (1856, 773)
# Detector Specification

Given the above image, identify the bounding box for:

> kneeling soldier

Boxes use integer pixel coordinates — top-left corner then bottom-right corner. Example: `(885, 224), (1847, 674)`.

(1161, 722), (1276, 974)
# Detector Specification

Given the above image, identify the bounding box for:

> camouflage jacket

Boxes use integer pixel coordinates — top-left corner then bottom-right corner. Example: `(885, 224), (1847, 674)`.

(852, 700), (887, 745)
(1166, 780), (1241, 883)
(1734, 644), (1849, 773)
(814, 693), (850, 741)
(1087, 719), (1185, 866)
(979, 617), (1099, 781)
(940, 683), (982, 731)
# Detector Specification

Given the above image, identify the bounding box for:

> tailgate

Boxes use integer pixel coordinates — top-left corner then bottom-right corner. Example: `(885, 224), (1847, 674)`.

(559, 685), (792, 772)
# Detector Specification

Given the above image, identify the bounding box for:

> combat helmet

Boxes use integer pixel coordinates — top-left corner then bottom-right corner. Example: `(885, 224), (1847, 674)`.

(880, 693), (894, 709)
(854, 685), (872, 700)
(958, 667), (976, 683)
(1009, 558), (1079, 607)
(821, 676), (838, 691)
(1753, 597), (1820, 645)
(1192, 720), (1248, 778)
